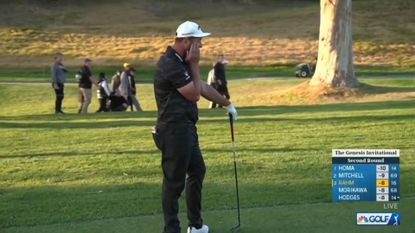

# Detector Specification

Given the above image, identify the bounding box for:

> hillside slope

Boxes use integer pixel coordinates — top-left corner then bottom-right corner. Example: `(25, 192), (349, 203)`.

(0, 0), (414, 67)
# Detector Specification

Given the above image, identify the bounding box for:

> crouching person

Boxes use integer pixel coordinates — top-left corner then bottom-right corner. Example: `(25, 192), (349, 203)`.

(96, 72), (111, 112)
(109, 95), (128, 112)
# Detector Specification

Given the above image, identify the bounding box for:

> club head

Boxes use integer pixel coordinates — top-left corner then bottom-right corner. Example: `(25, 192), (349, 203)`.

(231, 224), (241, 232)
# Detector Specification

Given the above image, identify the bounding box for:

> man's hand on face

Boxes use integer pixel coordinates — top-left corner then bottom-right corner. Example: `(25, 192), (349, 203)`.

(185, 40), (200, 67)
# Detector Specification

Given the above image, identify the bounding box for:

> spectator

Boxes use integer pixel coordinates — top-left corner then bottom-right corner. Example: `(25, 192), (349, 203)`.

(129, 69), (143, 111)
(111, 70), (121, 96)
(96, 72), (111, 112)
(206, 63), (217, 108)
(78, 58), (94, 114)
(109, 95), (128, 112)
(118, 63), (131, 101)
(119, 63), (142, 111)
(51, 52), (68, 114)
(210, 55), (230, 108)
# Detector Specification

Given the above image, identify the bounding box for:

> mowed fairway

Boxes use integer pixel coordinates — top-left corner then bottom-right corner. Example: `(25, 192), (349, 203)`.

(0, 77), (414, 233)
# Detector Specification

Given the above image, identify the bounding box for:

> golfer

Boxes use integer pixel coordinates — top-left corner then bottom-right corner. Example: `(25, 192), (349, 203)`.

(51, 52), (68, 114)
(153, 21), (237, 233)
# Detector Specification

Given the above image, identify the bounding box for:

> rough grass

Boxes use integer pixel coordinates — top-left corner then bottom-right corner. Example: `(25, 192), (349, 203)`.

(0, 78), (414, 233)
(1, 28), (414, 68)
(0, 0), (414, 67)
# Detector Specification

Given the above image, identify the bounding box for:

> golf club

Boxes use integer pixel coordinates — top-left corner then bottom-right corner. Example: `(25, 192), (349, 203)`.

(229, 113), (241, 232)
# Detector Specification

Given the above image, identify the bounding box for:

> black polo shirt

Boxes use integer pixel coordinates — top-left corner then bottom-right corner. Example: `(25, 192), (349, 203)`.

(154, 46), (198, 125)
(79, 65), (92, 89)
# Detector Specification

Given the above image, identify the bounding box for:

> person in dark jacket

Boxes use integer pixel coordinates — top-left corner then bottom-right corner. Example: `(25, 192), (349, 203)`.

(78, 58), (95, 114)
(128, 68), (143, 111)
(210, 55), (230, 108)
(119, 63), (143, 111)
(51, 52), (68, 114)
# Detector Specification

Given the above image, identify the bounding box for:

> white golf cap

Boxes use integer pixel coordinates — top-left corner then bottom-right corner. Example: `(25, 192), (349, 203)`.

(176, 21), (211, 38)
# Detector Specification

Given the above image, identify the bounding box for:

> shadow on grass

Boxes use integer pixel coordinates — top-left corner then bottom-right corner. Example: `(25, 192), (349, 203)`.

(228, 99), (415, 117)
(0, 147), (313, 159)
(0, 111), (158, 121)
(360, 83), (415, 94)
(1, 113), (413, 129)
(0, 180), (330, 229)
(0, 149), (159, 159)
(204, 147), (319, 155)
(0, 100), (414, 128)
(0, 120), (156, 129)
(228, 113), (415, 124)
(196, 113), (414, 127)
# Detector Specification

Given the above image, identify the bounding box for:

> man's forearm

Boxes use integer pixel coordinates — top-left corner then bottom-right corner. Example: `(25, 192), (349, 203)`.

(191, 65), (202, 98)
(201, 82), (231, 106)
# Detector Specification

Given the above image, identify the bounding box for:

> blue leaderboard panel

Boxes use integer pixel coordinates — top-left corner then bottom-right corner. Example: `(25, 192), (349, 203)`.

(332, 149), (400, 202)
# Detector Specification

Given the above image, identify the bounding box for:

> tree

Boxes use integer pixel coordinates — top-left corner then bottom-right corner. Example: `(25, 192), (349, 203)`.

(310, 0), (358, 88)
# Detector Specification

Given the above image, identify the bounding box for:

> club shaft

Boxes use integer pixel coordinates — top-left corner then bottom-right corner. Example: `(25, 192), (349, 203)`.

(233, 153), (241, 225)
(229, 114), (235, 142)
(229, 113), (241, 227)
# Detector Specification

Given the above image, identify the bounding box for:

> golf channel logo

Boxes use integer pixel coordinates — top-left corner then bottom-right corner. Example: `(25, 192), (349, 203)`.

(356, 212), (400, 226)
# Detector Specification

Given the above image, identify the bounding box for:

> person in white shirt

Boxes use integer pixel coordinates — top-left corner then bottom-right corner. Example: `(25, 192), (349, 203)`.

(96, 72), (111, 112)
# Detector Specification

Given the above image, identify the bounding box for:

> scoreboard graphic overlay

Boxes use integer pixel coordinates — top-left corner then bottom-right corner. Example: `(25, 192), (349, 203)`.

(332, 149), (400, 202)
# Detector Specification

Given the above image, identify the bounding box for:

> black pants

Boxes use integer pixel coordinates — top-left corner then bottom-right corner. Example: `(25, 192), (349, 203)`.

(96, 97), (109, 112)
(210, 85), (229, 109)
(109, 95), (127, 112)
(127, 96), (133, 111)
(153, 124), (206, 233)
(53, 83), (64, 112)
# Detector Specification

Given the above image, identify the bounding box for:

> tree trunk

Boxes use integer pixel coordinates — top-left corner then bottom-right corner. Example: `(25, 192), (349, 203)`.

(310, 0), (358, 88)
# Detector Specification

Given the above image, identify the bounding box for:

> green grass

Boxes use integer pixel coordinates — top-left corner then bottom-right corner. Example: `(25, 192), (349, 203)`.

(3, 200), (415, 233)
(0, 66), (297, 83)
(0, 65), (414, 83)
(0, 77), (414, 233)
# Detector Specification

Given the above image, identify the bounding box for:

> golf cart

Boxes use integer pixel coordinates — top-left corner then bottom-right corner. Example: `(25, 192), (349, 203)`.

(295, 57), (317, 78)
(295, 63), (315, 78)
